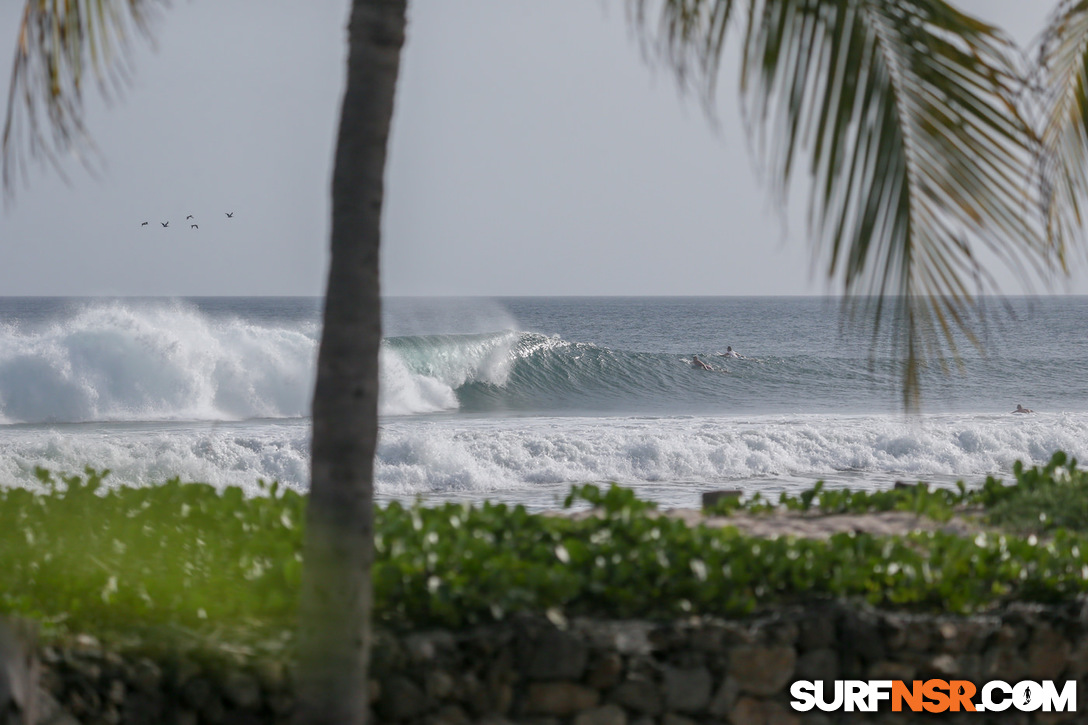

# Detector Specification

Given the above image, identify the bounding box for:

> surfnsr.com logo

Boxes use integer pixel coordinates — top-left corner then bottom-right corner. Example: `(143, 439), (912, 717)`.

(790, 679), (1077, 714)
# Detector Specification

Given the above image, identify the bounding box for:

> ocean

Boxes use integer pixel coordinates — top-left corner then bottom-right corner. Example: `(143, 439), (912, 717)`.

(0, 296), (1085, 509)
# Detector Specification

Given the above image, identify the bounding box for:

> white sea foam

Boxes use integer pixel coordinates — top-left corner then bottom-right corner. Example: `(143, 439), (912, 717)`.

(2, 413), (1083, 507)
(0, 421), (311, 496)
(374, 412), (1088, 503)
(379, 349), (459, 415)
(0, 302), (316, 423)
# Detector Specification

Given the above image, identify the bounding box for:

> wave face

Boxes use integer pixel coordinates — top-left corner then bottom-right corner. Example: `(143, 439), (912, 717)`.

(0, 301), (317, 424)
(380, 331), (705, 416)
(378, 329), (1088, 417)
(379, 332), (519, 415)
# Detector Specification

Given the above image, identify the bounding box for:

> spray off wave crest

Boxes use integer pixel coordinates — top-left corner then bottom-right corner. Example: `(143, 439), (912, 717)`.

(0, 301), (317, 424)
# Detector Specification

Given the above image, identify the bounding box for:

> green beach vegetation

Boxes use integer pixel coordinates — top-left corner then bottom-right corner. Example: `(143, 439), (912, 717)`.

(707, 450), (1088, 532)
(3, 452), (1088, 659)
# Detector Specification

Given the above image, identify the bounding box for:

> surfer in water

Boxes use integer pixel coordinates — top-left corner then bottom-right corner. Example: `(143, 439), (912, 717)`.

(1013, 404), (1034, 414)
(718, 346), (741, 359)
(691, 355), (713, 371)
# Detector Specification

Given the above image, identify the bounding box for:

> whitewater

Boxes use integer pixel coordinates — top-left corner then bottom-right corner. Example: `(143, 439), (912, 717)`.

(0, 296), (1085, 508)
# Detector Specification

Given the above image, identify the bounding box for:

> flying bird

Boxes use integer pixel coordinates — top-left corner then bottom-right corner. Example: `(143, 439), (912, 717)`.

(140, 222), (148, 226)
(191, 224), (199, 230)
(161, 222), (169, 228)
(225, 212), (234, 218)
(186, 215), (194, 220)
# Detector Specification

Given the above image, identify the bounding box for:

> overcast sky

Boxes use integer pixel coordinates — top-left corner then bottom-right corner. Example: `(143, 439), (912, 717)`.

(0, 0), (1081, 296)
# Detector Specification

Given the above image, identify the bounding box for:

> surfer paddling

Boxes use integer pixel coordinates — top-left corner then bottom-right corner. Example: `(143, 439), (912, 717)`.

(717, 346), (741, 359)
(1013, 404), (1034, 414)
(691, 355), (713, 371)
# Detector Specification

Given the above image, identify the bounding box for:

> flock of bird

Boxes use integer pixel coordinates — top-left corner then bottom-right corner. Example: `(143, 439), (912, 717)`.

(141, 212), (234, 230)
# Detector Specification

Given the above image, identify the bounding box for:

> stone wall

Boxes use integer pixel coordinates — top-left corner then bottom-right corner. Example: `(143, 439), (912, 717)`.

(25, 600), (1088, 724)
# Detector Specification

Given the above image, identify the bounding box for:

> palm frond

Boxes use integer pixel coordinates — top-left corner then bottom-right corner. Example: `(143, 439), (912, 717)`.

(1036, 0), (1088, 263)
(635, 0), (1050, 408)
(2, 0), (162, 198)
(628, 0), (737, 104)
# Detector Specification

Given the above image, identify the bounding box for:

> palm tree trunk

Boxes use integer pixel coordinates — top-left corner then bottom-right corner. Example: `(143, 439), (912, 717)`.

(295, 1), (406, 723)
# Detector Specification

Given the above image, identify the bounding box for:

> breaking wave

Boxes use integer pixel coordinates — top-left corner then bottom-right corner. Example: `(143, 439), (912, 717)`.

(0, 301), (316, 424)
(3, 303), (1084, 424)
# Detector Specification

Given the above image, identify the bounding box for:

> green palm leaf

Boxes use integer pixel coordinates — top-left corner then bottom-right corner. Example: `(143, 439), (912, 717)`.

(640, 0), (1052, 408)
(630, 0), (737, 104)
(2, 0), (161, 196)
(1037, 0), (1088, 261)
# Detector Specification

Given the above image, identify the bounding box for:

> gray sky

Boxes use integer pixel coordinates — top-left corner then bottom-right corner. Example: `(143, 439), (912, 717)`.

(0, 0), (1082, 296)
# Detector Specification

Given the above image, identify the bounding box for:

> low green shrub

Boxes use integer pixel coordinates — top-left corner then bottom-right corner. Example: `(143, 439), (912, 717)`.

(375, 492), (1088, 627)
(704, 452), (1088, 534)
(775, 480), (968, 521)
(1, 455), (1088, 653)
(978, 452), (1088, 533)
(0, 468), (305, 653)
